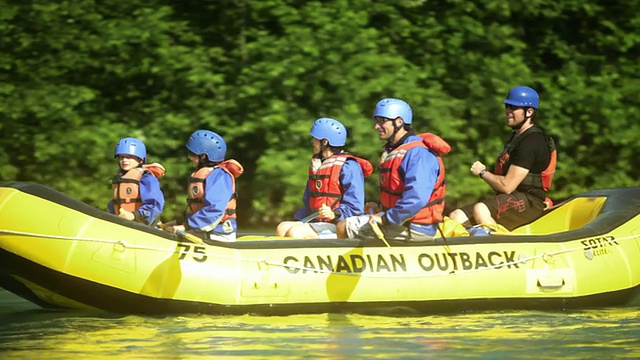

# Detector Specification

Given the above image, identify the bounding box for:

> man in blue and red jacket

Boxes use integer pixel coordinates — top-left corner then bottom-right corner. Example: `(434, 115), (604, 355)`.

(337, 98), (451, 242)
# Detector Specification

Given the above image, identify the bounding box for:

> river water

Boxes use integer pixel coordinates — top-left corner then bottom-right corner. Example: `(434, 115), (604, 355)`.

(1, 290), (639, 359)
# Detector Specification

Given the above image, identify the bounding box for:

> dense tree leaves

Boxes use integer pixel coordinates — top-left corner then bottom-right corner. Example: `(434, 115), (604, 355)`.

(1, 0), (639, 228)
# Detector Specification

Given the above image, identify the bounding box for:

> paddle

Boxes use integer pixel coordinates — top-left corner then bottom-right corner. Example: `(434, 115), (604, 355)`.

(300, 210), (321, 223)
(175, 229), (205, 245)
(300, 197), (341, 223)
(162, 225), (205, 245)
(370, 220), (391, 248)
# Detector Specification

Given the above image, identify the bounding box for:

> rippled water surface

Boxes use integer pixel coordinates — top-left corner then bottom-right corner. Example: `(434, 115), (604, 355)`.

(1, 290), (639, 359)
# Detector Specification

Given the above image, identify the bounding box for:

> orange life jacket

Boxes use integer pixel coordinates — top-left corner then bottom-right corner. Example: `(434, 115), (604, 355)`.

(112, 163), (165, 214)
(494, 127), (557, 192)
(379, 133), (450, 225)
(307, 154), (373, 221)
(187, 160), (244, 222)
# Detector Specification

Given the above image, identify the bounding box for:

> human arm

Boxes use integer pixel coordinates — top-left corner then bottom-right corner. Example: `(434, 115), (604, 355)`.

(384, 147), (439, 226)
(185, 169), (234, 232)
(472, 133), (544, 194)
(471, 160), (529, 194)
(128, 173), (165, 225)
(321, 159), (365, 222)
(293, 186), (312, 221)
(364, 202), (381, 214)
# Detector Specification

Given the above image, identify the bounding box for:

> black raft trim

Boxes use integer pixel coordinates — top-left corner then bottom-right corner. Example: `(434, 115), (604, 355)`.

(1, 182), (178, 242)
(4, 182), (640, 249)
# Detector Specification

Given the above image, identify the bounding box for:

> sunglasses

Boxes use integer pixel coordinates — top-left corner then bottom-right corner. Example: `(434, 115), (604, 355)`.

(118, 154), (139, 161)
(375, 116), (397, 126)
(504, 104), (523, 111)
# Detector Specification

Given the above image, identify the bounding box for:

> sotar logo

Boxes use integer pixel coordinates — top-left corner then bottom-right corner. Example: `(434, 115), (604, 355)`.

(126, 187), (132, 195)
(315, 180), (323, 190)
(581, 235), (617, 257)
(191, 186), (199, 195)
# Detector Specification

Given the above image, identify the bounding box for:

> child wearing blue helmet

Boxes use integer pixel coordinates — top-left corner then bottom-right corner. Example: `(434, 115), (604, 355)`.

(108, 137), (165, 226)
(169, 130), (244, 243)
(276, 118), (373, 239)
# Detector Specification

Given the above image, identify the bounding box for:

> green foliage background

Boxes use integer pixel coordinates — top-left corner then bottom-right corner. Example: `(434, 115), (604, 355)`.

(2, 0), (639, 228)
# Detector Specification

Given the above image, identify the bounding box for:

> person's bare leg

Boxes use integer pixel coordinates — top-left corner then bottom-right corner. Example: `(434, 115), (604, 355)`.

(449, 209), (471, 227)
(276, 221), (299, 237)
(285, 224), (319, 239)
(472, 203), (497, 225)
(336, 219), (348, 239)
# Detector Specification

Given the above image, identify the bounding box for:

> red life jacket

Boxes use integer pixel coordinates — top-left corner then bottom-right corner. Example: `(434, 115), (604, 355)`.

(187, 160), (244, 222)
(494, 127), (557, 192)
(307, 154), (373, 222)
(379, 133), (450, 225)
(112, 163), (165, 213)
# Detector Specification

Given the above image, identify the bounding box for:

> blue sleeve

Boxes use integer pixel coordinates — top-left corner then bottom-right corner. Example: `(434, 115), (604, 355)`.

(137, 173), (165, 225)
(293, 184), (311, 220)
(385, 147), (439, 225)
(187, 168), (236, 232)
(107, 200), (115, 214)
(335, 159), (366, 221)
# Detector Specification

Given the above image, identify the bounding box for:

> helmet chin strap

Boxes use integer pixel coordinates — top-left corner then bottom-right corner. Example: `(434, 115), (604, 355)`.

(315, 140), (328, 158)
(197, 154), (209, 168)
(509, 107), (533, 130)
(386, 121), (403, 147)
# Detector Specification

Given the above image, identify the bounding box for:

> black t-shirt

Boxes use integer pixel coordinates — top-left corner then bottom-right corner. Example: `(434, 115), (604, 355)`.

(507, 128), (551, 174)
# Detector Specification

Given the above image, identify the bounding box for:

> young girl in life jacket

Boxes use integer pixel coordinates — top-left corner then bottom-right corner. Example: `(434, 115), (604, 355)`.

(275, 118), (373, 239)
(169, 130), (244, 243)
(108, 137), (166, 226)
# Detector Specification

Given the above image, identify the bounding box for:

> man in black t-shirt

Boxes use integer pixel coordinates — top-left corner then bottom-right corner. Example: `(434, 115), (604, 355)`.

(449, 86), (556, 231)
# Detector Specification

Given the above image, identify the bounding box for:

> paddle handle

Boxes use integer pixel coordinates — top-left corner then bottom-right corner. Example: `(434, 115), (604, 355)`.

(370, 220), (391, 248)
(162, 225), (205, 245)
(300, 211), (320, 223)
(176, 229), (205, 245)
(300, 197), (342, 223)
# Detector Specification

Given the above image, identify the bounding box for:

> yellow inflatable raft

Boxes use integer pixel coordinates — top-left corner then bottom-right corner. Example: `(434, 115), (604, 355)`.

(1, 182), (640, 315)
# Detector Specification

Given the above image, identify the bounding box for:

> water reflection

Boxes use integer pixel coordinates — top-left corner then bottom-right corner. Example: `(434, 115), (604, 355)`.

(1, 291), (640, 358)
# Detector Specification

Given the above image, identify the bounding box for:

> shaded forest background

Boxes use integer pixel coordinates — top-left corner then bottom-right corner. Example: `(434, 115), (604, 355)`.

(2, 0), (640, 229)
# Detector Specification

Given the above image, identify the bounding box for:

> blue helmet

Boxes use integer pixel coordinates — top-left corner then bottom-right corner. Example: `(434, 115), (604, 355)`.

(114, 137), (146, 162)
(310, 118), (347, 146)
(373, 98), (412, 124)
(186, 130), (226, 162)
(504, 86), (539, 109)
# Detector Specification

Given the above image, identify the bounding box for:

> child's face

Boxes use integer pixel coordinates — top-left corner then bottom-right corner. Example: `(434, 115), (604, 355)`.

(188, 153), (199, 168)
(312, 138), (321, 154)
(118, 154), (142, 171)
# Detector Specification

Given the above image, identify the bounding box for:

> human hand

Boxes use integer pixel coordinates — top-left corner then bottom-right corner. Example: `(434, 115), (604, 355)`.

(319, 204), (335, 220)
(171, 225), (186, 234)
(365, 202), (381, 214)
(367, 213), (383, 226)
(118, 208), (135, 221)
(470, 161), (487, 176)
(158, 220), (176, 232)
